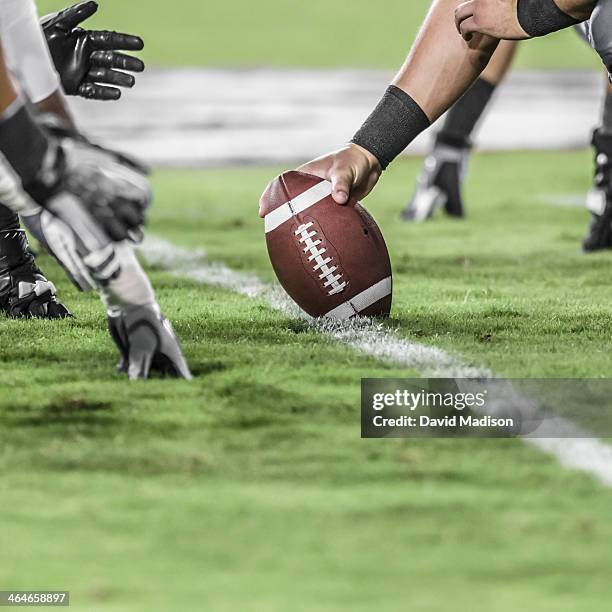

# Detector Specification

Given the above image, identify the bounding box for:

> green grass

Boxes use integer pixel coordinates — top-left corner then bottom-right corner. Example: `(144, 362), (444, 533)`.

(3, 151), (612, 610)
(151, 149), (612, 378)
(38, 0), (601, 70)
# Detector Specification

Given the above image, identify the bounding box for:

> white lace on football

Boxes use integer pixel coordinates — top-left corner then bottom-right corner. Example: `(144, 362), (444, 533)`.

(295, 222), (347, 296)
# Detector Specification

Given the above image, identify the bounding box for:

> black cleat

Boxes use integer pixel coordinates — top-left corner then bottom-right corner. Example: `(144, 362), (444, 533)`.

(402, 133), (469, 223)
(583, 129), (612, 252)
(0, 229), (71, 318)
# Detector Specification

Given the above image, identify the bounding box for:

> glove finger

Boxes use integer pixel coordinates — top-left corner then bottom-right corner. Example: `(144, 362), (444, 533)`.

(78, 82), (121, 101)
(111, 199), (145, 230)
(128, 348), (154, 380)
(88, 206), (128, 241)
(87, 140), (150, 174)
(128, 227), (145, 245)
(86, 68), (135, 89)
(163, 354), (193, 380)
(88, 31), (144, 51)
(54, 1), (98, 30)
(154, 318), (193, 380)
(112, 151), (150, 175)
(107, 314), (129, 372)
(90, 50), (145, 73)
(103, 218), (129, 242)
(127, 327), (158, 380)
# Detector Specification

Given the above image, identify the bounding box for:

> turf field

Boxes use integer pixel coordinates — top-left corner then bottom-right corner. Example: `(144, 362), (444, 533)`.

(3, 151), (612, 610)
(39, 0), (601, 70)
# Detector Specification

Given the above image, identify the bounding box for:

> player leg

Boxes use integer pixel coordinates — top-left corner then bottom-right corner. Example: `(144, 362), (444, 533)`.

(583, 80), (612, 251)
(298, 0), (612, 203)
(402, 40), (518, 222)
(566, 15), (612, 251)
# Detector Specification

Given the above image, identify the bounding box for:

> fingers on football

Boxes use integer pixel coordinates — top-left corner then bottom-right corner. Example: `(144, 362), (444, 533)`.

(57, 1), (99, 30)
(77, 82), (121, 101)
(89, 30), (145, 51)
(91, 50), (145, 73)
(356, 173), (381, 203)
(330, 172), (351, 205)
(455, 1), (476, 40)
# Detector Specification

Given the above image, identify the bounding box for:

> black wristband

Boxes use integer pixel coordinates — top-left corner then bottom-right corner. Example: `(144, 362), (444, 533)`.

(0, 102), (49, 185)
(0, 102), (66, 204)
(351, 85), (430, 170)
(517, 0), (580, 37)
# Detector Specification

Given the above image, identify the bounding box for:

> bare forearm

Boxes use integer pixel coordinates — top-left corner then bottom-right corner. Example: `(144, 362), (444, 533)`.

(556, 0), (597, 20)
(36, 89), (77, 130)
(393, 0), (499, 122)
(0, 44), (19, 114)
(456, 0), (598, 41)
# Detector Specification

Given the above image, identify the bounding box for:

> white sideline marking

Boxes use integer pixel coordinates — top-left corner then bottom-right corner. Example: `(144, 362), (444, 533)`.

(140, 236), (488, 378)
(139, 235), (612, 488)
(529, 436), (612, 487)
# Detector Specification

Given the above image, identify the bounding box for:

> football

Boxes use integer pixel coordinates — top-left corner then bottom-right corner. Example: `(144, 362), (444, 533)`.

(260, 171), (392, 319)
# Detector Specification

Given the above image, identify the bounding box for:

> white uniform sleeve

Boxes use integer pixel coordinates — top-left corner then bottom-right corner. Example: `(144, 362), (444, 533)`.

(0, 0), (61, 103)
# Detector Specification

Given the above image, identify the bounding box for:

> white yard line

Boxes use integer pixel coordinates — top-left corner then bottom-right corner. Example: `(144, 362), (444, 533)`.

(528, 438), (612, 486)
(140, 235), (612, 487)
(141, 236), (490, 378)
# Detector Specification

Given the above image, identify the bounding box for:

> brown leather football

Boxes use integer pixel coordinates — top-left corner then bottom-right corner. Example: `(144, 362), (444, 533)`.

(260, 171), (392, 319)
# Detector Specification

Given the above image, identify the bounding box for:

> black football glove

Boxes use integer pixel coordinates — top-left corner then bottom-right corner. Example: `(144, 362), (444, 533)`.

(38, 113), (150, 182)
(41, 1), (145, 101)
(27, 136), (150, 244)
